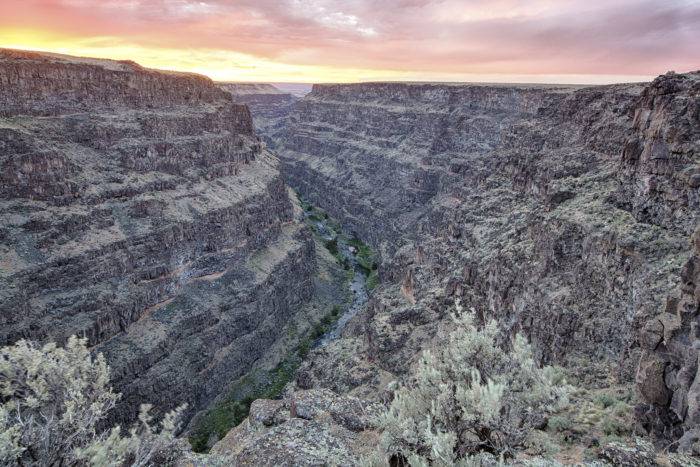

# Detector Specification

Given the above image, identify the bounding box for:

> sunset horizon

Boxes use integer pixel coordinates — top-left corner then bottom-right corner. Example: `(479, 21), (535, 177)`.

(1, 0), (698, 85)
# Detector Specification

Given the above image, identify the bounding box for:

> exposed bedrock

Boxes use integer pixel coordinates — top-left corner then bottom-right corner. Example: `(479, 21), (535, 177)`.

(616, 72), (700, 235)
(0, 49), (319, 424)
(636, 227), (700, 448)
(267, 73), (699, 441)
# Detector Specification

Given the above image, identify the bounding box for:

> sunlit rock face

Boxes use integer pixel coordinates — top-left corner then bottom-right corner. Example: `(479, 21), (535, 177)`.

(0, 49), (318, 424)
(267, 73), (699, 441)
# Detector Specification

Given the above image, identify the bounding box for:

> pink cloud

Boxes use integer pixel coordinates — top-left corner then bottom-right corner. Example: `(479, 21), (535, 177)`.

(1, 0), (698, 77)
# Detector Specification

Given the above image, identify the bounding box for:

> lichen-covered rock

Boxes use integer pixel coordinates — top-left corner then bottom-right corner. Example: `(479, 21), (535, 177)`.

(248, 399), (287, 427)
(208, 389), (381, 466)
(599, 438), (656, 467)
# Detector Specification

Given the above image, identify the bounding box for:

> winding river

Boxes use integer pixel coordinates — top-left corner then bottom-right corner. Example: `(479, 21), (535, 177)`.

(306, 214), (369, 346)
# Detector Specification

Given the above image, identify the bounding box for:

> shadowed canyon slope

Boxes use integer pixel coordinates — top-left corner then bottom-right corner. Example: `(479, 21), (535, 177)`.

(0, 49), (336, 425)
(237, 73), (699, 455)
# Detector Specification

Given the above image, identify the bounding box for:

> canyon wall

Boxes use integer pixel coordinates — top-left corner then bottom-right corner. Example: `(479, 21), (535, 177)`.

(0, 49), (320, 424)
(269, 73), (699, 442)
(218, 82), (297, 148)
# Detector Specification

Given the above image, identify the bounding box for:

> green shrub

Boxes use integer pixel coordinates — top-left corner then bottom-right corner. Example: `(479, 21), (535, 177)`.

(349, 237), (376, 274)
(366, 270), (379, 291)
(0, 336), (119, 465)
(0, 336), (188, 466)
(77, 404), (189, 467)
(594, 393), (617, 409)
(547, 415), (573, 433)
(325, 238), (339, 255)
(372, 302), (570, 465)
(297, 339), (312, 359)
(601, 414), (629, 437)
(612, 402), (630, 418)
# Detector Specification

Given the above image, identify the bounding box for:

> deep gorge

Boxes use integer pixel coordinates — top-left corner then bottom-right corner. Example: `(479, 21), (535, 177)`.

(1, 49), (698, 464)
(228, 74), (700, 460)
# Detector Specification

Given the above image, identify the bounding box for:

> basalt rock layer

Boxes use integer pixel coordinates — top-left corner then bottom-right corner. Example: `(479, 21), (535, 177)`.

(269, 73), (699, 443)
(0, 49), (319, 424)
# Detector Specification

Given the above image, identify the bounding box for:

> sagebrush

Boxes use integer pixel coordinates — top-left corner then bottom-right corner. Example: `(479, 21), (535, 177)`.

(0, 336), (188, 466)
(373, 302), (570, 466)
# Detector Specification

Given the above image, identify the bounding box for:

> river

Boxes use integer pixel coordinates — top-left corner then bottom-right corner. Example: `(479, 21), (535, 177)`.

(306, 214), (369, 346)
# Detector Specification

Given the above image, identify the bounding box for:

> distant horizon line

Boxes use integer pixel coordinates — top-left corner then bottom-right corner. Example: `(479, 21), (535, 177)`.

(4, 45), (688, 87)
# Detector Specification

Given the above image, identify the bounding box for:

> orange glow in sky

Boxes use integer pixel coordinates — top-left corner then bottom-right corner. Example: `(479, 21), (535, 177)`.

(1, 0), (698, 84)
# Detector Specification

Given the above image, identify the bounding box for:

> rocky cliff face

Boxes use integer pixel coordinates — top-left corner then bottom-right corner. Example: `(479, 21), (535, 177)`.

(0, 49), (321, 425)
(268, 73), (699, 444)
(636, 227), (700, 449)
(218, 82), (297, 148)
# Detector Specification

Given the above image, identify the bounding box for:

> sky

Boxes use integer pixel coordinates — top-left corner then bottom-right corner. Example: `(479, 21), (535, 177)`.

(0, 0), (698, 84)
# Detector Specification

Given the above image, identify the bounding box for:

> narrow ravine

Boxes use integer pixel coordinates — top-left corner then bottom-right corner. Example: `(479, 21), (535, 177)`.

(305, 210), (370, 346)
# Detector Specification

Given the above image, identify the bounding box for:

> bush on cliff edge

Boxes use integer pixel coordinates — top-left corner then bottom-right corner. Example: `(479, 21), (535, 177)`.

(371, 302), (570, 466)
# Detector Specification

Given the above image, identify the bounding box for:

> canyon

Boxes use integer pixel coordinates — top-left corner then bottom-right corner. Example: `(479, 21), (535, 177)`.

(225, 72), (700, 463)
(0, 48), (698, 465)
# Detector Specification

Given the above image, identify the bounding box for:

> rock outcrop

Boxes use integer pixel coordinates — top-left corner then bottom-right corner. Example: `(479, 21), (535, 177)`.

(616, 72), (700, 235)
(0, 49), (321, 425)
(265, 73), (699, 443)
(627, 73), (700, 450)
(208, 388), (381, 465)
(636, 227), (700, 451)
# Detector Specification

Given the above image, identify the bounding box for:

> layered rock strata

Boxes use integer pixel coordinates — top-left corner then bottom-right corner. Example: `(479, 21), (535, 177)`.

(0, 49), (318, 424)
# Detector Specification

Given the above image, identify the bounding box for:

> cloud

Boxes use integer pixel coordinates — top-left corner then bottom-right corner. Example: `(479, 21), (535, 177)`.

(0, 0), (697, 81)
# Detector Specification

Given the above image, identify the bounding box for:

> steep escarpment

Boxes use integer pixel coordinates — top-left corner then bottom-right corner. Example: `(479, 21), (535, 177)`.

(271, 74), (699, 445)
(631, 71), (700, 447)
(279, 83), (586, 252)
(0, 49), (323, 426)
(616, 72), (699, 235)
